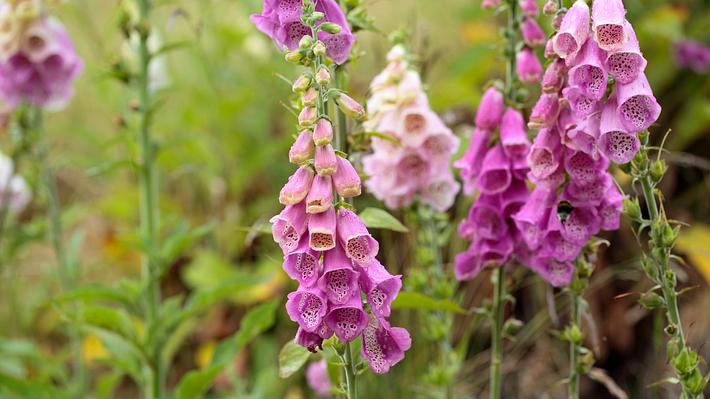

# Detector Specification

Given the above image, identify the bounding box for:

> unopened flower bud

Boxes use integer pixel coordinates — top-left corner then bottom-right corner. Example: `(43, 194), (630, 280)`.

(649, 160), (667, 183)
(552, 11), (565, 30)
(289, 130), (314, 164)
(639, 291), (665, 309)
(638, 130), (649, 145)
(285, 50), (303, 64)
(292, 75), (312, 93)
(662, 223), (678, 248)
(299, 107), (318, 127)
(631, 150), (648, 171)
(311, 11), (325, 21)
(685, 368), (706, 395)
(320, 22), (342, 34)
(313, 41), (327, 57)
(622, 197), (642, 220)
(299, 35), (314, 49)
(503, 319), (524, 335)
(313, 119), (334, 146)
(302, 88), (318, 107)
(316, 67), (331, 85)
(640, 256), (659, 281)
(315, 144), (338, 176)
(336, 93), (366, 121)
(543, 0), (559, 15)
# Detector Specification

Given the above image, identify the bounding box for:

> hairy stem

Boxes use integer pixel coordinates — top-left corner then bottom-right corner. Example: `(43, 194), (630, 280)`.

(568, 289), (581, 399)
(490, 267), (505, 399)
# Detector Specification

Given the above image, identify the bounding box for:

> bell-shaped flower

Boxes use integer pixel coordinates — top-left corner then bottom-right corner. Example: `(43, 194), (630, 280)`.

(522, 17), (546, 47)
(542, 59), (567, 93)
(478, 144), (512, 195)
(529, 93), (561, 129)
(361, 315), (411, 375)
(591, 0), (628, 51)
(315, 144), (337, 176)
(553, 0), (590, 59)
(308, 206), (337, 251)
(604, 22), (647, 84)
(468, 194), (508, 240)
(528, 127), (563, 180)
(516, 47), (543, 83)
(306, 175), (334, 214)
(615, 74), (661, 133)
(568, 39), (608, 100)
(475, 87), (505, 130)
(289, 130), (314, 164)
(280, 166), (314, 205)
(358, 259), (402, 319)
(562, 85), (599, 119)
(455, 127), (492, 195)
(599, 96), (639, 164)
(286, 286), (328, 333)
(565, 114), (600, 156)
(283, 236), (321, 287)
(317, 244), (360, 304)
(332, 156), (361, 198)
(324, 294), (368, 342)
(270, 201), (308, 254)
(336, 208), (379, 264)
(512, 187), (556, 250)
(500, 108), (531, 160)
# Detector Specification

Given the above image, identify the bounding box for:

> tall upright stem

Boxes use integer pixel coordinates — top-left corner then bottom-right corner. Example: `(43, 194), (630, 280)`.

(489, 267), (505, 399)
(136, 1), (163, 397)
(568, 290), (581, 399)
(343, 342), (359, 399)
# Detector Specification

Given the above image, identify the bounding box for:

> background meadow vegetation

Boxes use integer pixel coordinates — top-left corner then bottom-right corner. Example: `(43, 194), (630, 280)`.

(1, 0), (709, 398)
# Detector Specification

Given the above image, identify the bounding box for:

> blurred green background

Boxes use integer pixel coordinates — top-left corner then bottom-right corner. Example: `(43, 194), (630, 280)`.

(1, 0), (709, 398)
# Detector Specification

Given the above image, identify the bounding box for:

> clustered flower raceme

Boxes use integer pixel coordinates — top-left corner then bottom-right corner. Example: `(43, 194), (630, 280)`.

(250, 0), (355, 65)
(516, 0), (545, 84)
(673, 39), (710, 74)
(0, 151), (31, 215)
(454, 87), (533, 281)
(516, 0), (661, 286)
(0, 0), (82, 110)
(362, 45), (460, 212)
(258, 0), (411, 375)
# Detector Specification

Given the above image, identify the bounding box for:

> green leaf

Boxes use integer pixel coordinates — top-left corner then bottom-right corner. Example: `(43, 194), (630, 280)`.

(53, 285), (137, 311)
(0, 373), (71, 399)
(391, 291), (467, 314)
(160, 221), (216, 274)
(278, 341), (311, 379)
(174, 300), (279, 399)
(358, 208), (409, 233)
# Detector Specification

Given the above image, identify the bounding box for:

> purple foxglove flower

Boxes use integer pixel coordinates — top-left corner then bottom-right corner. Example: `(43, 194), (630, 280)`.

(0, 17), (83, 110)
(543, 0), (558, 16)
(553, 0), (590, 59)
(332, 156), (361, 198)
(299, 106), (318, 127)
(673, 40), (710, 73)
(469, 194), (508, 240)
(475, 87), (505, 130)
(306, 360), (332, 397)
(501, 178), (530, 218)
(358, 259), (402, 319)
(482, 0), (502, 10)
(568, 39), (608, 100)
(318, 244), (359, 304)
(529, 164), (565, 190)
(591, 0), (627, 51)
(399, 105), (442, 148)
(543, 213), (584, 261)
(522, 18), (546, 47)
(324, 294), (368, 342)
(604, 22), (647, 84)
(562, 86), (599, 119)
(479, 237), (514, 268)
(599, 97), (639, 164)
(302, 88), (318, 107)
(361, 316), (411, 375)
(564, 173), (612, 207)
(336, 208), (379, 264)
(0, 153), (31, 215)
(542, 59), (567, 93)
(516, 48), (543, 83)
(511, 155), (531, 181)
(270, 202), (308, 254)
(544, 39), (557, 59)
(454, 244), (483, 281)
(283, 236), (321, 286)
(315, 144), (338, 176)
(306, 175), (334, 214)
(313, 119), (334, 146)
(420, 176), (460, 212)
(560, 206), (601, 244)
(296, 328), (325, 353)
(478, 144), (512, 195)
(455, 128), (492, 195)
(529, 93), (561, 129)
(500, 108), (531, 160)
(336, 93), (366, 121)
(565, 114), (600, 156)
(309, 206), (337, 251)
(520, 0), (539, 16)
(280, 166), (315, 206)
(395, 151), (432, 183)
(289, 130), (314, 164)
(512, 187), (555, 249)
(292, 75), (312, 93)
(527, 256), (574, 287)
(250, 0), (355, 64)
(286, 286), (328, 333)
(615, 74), (661, 133)
(557, 106), (579, 134)
(420, 132), (459, 161)
(528, 127), (563, 180)
(315, 67), (331, 85)
(598, 184), (623, 230)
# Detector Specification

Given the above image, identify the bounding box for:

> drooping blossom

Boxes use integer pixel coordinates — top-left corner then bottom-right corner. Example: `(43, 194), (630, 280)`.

(362, 45), (460, 212)
(512, 0), (659, 287)
(254, 3), (409, 373)
(0, 151), (31, 215)
(0, 4), (82, 110)
(250, 0), (355, 64)
(306, 359), (333, 397)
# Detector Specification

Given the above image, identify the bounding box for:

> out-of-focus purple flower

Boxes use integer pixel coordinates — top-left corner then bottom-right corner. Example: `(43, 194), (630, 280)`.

(0, 17), (83, 110)
(674, 40), (710, 73)
(517, 47), (544, 83)
(0, 152), (31, 215)
(250, 0), (355, 64)
(522, 17), (546, 47)
(529, 93), (561, 129)
(476, 87), (506, 130)
(520, 0), (539, 17)
(306, 360), (333, 397)
(455, 127), (492, 195)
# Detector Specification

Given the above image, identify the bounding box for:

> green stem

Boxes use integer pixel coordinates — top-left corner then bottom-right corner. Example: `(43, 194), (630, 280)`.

(505, 0), (518, 103)
(343, 342), (359, 399)
(568, 290), (581, 399)
(136, 1), (163, 398)
(489, 267), (505, 399)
